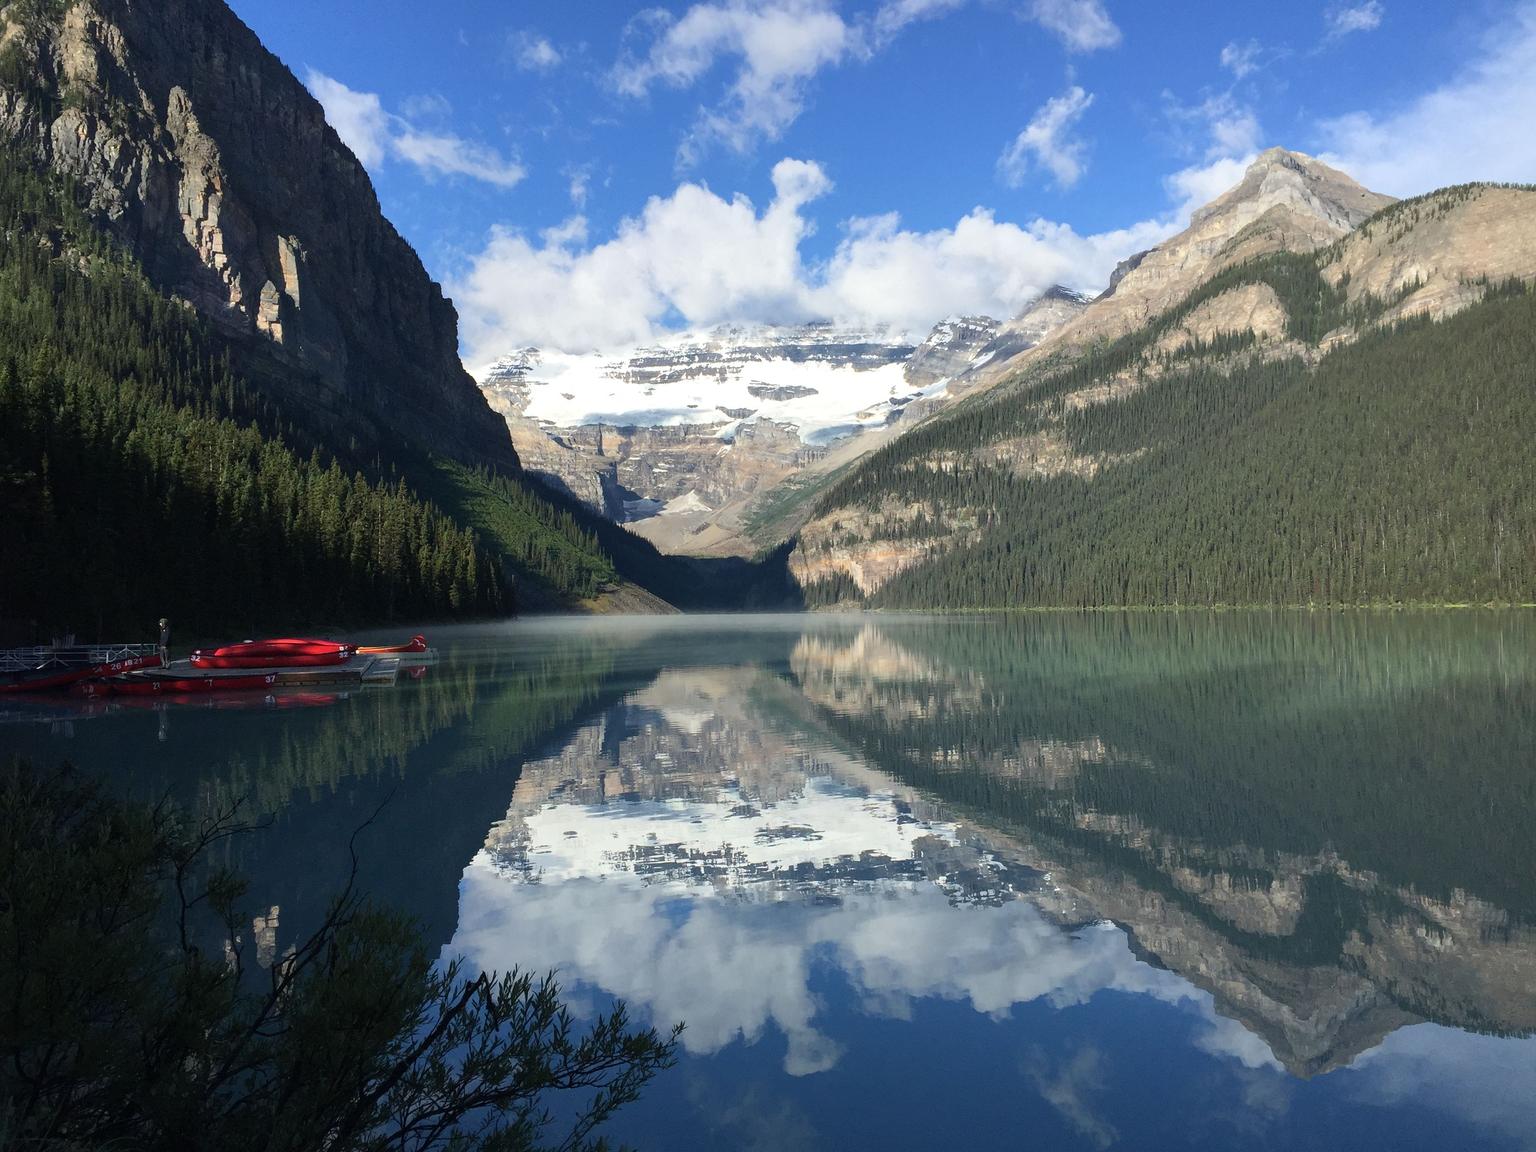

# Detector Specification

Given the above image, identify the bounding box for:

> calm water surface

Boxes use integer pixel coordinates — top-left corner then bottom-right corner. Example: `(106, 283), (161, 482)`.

(5, 612), (1535, 1150)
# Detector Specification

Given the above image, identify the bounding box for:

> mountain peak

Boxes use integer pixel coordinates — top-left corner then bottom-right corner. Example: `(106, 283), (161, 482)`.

(1253, 144), (1320, 169)
(1038, 284), (1092, 305)
(961, 149), (1395, 389)
(1193, 146), (1392, 234)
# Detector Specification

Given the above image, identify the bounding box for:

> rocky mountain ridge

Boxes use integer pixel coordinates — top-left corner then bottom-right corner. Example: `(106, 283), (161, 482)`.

(0, 0), (513, 465)
(789, 156), (1536, 600)
(478, 295), (1086, 556)
(481, 150), (1407, 566)
(965, 148), (1397, 392)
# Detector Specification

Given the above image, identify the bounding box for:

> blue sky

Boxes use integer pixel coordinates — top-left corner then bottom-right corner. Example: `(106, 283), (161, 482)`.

(228, 0), (1536, 360)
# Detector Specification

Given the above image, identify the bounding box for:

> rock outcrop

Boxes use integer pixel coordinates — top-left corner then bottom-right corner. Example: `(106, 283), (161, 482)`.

(955, 286), (1090, 387)
(970, 148), (1395, 390)
(0, 0), (514, 465)
(903, 315), (999, 386)
(479, 296), (1089, 557)
(1152, 281), (1288, 356)
(1323, 183), (1536, 325)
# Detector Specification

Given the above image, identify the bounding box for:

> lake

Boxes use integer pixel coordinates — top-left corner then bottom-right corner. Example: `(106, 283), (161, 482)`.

(5, 612), (1535, 1150)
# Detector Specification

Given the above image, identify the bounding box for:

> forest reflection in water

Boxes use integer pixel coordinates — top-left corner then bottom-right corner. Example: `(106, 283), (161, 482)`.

(446, 612), (1536, 1151)
(5, 612), (1535, 1149)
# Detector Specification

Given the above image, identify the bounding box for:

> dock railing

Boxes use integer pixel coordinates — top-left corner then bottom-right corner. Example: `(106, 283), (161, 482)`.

(0, 643), (159, 673)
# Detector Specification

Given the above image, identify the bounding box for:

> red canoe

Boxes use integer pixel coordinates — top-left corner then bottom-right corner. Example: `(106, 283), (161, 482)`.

(190, 651), (349, 668)
(0, 653), (162, 694)
(207, 637), (345, 657)
(190, 637), (352, 668)
(357, 635), (428, 655)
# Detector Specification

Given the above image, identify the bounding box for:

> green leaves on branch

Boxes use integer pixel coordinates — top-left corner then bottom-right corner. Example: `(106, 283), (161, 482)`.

(0, 759), (680, 1151)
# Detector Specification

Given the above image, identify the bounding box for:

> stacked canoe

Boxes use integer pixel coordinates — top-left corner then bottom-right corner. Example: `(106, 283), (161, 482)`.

(0, 652), (163, 694)
(1, 636), (434, 697)
(191, 637), (355, 668)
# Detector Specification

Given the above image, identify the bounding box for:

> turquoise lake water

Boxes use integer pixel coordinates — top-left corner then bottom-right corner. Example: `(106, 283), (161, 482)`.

(5, 612), (1534, 1150)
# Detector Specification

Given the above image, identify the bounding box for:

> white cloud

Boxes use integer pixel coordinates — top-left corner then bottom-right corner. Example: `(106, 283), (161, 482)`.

(305, 71), (391, 167)
(512, 29), (562, 72)
(1164, 154), (1255, 217)
(1165, 90), (1264, 162)
(1028, 0), (1122, 52)
(453, 158), (829, 355)
(609, 0), (1120, 166)
(393, 130), (526, 188)
(453, 853), (1198, 1077)
(565, 165), (592, 209)
(305, 70), (525, 188)
(612, 0), (858, 162)
(1325, 2), (1384, 40)
(1192, 1010), (1284, 1071)
(1024, 1046), (1119, 1150)
(451, 154), (1184, 359)
(871, 0), (968, 45)
(1316, 2), (1536, 195)
(1220, 38), (1262, 79)
(539, 215), (590, 249)
(1209, 105), (1262, 158)
(1348, 1025), (1536, 1149)
(998, 85), (1095, 189)
(399, 92), (452, 122)
(816, 207), (1169, 329)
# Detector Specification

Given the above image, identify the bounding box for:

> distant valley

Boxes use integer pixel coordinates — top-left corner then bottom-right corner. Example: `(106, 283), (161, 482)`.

(478, 148), (1536, 610)
(477, 292), (1089, 556)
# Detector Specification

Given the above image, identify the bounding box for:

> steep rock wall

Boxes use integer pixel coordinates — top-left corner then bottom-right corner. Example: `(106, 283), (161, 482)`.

(0, 0), (513, 465)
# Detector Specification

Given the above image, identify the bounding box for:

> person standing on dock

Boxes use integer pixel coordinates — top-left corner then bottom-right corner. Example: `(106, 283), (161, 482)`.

(158, 618), (170, 667)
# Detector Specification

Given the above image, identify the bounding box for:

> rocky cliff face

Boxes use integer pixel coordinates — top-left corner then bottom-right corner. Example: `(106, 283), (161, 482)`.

(951, 286), (1090, 389)
(968, 148), (1396, 391)
(903, 315), (999, 386)
(483, 401), (819, 530)
(479, 298), (1085, 557)
(0, 0), (514, 465)
(1322, 183), (1536, 326)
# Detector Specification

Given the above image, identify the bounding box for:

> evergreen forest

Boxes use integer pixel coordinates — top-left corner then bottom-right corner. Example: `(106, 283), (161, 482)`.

(0, 149), (696, 638)
(808, 236), (1536, 609)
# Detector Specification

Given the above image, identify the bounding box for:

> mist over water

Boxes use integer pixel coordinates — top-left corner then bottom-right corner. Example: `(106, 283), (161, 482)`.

(7, 612), (1534, 1150)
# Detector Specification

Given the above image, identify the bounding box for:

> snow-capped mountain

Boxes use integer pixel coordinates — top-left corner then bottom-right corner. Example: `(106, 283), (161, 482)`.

(904, 315), (1001, 386)
(479, 322), (946, 446)
(475, 297), (1085, 554)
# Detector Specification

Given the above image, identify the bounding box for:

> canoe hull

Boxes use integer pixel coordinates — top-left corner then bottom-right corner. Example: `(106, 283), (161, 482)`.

(204, 637), (349, 657)
(0, 654), (162, 694)
(190, 637), (352, 668)
(190, 651), (348, 668)
(78, 653), (381, 696)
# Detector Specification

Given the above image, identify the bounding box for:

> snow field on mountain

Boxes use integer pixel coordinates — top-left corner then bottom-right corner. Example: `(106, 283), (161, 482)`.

(504, 347), (926, 445)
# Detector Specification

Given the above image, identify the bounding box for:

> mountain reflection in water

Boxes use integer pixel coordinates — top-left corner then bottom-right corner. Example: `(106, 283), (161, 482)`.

(443, 616), (1536, 1150)
(8, 613), (1534, 1149)
(454, 671), (1185, 1078)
